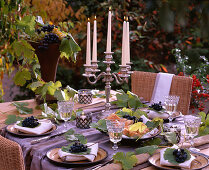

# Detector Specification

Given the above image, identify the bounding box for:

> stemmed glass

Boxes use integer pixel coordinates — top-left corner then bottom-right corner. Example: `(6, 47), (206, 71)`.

(184, 115), (201, 151)
(106, 120), (125, 151)
(58, 101), (74, 128)
(164, 95), (180, 123)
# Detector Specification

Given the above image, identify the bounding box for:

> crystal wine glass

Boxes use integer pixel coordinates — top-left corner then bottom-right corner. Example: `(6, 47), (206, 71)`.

(164, 95), (180, 123)
(184, 115), (201, 151)
(58, 101), (74, 128)
(106, 120), (125, 151)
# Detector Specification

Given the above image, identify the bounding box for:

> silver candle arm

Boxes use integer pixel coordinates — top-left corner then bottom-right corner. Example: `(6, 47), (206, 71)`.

(83, 52), (132, 117)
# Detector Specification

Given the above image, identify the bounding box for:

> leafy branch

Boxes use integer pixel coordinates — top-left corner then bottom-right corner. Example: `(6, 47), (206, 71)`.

(12, 102), (33, 115)
(111, 90), (145, 110)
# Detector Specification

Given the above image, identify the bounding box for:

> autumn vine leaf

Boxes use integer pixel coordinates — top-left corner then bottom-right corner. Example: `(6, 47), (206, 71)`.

(13, 69), (31, 86)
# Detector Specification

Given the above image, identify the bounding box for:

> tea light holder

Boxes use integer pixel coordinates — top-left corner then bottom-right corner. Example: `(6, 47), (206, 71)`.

(78, 89), (93, 104)
(76, 112), (92, 129)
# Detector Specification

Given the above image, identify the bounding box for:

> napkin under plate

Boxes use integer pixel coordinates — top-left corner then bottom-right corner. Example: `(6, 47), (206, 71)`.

(58, 143), (98, 162)
(160, 145), (195, 169)
(14, 119), (53, 135)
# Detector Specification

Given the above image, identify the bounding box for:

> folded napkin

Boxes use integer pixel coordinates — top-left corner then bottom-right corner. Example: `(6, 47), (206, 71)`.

(14, 119), (53, 135)
(99, 153), (150, 170)
(147, 110), (169, 119)
(160, 145), (195, 169)
(151, 72), (174, 103)
(58, 143), (98, 162)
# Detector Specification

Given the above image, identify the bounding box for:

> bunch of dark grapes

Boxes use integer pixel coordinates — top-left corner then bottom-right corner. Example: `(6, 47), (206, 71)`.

(38, 33), (59, 49)
(149, 102), (163, 111)
(122, 115), (143, 123)
(69, 141), (88, 153)
(173, 149), (188, 163)
(22, 116), (39, 128)
(36, 24), (60, 50)
(41, 25), (54, 32)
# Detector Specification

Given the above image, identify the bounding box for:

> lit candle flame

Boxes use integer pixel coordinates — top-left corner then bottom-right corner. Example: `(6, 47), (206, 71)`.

(126, 16), (128, 21)
(88, 18), (90, 22)
(95, 16), (96, 20)
(109, 6), (112, 11)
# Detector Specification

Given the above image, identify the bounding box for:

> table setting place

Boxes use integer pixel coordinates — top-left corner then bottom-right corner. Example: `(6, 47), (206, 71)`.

(2, 86), (209, 170)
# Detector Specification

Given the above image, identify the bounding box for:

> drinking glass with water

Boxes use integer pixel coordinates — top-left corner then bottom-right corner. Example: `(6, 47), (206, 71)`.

(184, 115), (201, 151)
(58, 101), (74, 129)
(164, 95), (180, 123)
(106, 120), (125, 151)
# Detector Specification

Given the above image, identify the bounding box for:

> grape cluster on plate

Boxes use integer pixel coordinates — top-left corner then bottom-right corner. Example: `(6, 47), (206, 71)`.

(69, 141), (88, 153)
(173, 149), (188, 163)
(36, 24), (60, 49)
(22, 116), (39, 128)
(149, 102), (163, 111)
(122, 115), (143, 123)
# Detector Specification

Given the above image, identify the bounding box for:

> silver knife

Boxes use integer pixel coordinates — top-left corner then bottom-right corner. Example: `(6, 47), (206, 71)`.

(30, 129), (67, 145)
(86, 158), (113, 170)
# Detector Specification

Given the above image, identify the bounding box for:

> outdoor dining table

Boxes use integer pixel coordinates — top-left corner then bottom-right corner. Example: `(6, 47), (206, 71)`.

(1, 99), (209, 170)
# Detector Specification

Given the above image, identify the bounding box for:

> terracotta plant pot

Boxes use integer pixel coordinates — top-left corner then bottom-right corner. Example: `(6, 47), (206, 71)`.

(30, 42), (60, 82)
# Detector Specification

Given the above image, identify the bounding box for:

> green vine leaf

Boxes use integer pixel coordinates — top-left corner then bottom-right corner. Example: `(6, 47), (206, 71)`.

(64, 128), (87, 144)
(113, 152), (138, 170)
(28, 81), (43, 91)
(90, 119), (107, 133)
(5, 115), (23, 125)
(59, 36), (81, 61)
(47, 81), (62, 95)
(17, 15), (36, 35)
(11, 40), (35, 59)
(164, 148), (191, 165)
(127, 91), (143, 109)
(13, 68), (31, 86)
(12, 102), (33, 114)
(142, 137), (162, 146)
(111, 91), (143, 110)
(54, 89), (66, 101)
(135, 145), (159, 155)
(164, 132), (177, 144)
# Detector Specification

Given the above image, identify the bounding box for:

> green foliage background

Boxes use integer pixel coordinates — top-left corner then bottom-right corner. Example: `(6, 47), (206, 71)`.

(1, 0), (209, 100)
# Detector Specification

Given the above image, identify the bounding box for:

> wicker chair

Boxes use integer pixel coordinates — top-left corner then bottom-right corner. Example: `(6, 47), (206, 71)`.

(0, 135), (25, 170)
(131, 71), (193, 115)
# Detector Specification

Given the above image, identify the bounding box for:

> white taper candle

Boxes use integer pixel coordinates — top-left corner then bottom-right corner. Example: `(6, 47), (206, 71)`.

(92, 16), (97, 62)
(126, 18), (130, 64)
(106, 9), (112, 53)
(86, 18), (91, 65)
(122, 17), (126, 66)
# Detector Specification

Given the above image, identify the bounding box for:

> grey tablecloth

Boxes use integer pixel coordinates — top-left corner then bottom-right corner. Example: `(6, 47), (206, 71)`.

(3, 107), (186, 170)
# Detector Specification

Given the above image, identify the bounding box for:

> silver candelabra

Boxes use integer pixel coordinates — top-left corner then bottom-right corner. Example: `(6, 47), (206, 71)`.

(83, 52), (132, 117)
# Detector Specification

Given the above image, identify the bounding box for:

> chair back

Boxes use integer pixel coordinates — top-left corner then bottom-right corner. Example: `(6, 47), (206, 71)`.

(0, 135), (25, 170)
(131, 71), (193, 115)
